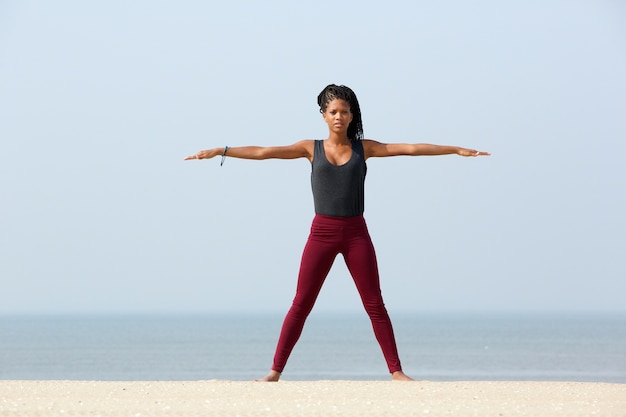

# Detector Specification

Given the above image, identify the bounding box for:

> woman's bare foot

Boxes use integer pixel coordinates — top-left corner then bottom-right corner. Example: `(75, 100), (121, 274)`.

(254, 370), (281, 382)
(391, 371), (415, 381)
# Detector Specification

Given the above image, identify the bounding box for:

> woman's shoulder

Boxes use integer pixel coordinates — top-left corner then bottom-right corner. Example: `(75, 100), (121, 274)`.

(361, 139), (382, 147)
(360, 139), (388, 159)
(286, 139), (316, 161)
(298, 139), (321, 151)
(288, 139), (316, 147)
(360, 138), (379, 151)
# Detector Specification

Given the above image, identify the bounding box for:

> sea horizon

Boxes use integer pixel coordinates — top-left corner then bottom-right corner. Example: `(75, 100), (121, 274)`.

(1, 311), (625, 383)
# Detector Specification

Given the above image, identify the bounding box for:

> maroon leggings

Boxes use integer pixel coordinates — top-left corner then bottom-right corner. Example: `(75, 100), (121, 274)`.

(272, 214), (402, 374)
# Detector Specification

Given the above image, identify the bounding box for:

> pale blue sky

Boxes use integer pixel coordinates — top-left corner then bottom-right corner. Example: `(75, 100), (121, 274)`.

(1, 0), (625, 314)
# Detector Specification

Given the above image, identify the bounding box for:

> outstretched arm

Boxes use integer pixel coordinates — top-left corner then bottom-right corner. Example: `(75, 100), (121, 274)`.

(363, 140), (490, 159)
(184, 140), (314, 162)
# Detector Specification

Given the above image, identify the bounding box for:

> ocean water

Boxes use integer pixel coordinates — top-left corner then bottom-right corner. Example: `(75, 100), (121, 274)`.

(1, 312), (625, 382)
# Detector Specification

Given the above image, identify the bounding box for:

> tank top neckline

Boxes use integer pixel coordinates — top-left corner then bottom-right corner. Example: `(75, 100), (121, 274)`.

(318, 139), (356, 167)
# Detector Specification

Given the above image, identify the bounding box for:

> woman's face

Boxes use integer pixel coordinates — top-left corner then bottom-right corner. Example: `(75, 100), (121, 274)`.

(322, 99), (353, 135)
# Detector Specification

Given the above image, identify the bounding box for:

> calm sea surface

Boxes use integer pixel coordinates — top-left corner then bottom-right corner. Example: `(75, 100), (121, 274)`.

(1, 312), (624, 382)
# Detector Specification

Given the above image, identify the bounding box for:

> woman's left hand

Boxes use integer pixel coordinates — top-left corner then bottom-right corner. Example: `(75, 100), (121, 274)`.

(458, 148), (490, 157)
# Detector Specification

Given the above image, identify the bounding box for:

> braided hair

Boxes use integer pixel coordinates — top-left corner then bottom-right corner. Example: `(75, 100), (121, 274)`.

(317, 84), (364, 141)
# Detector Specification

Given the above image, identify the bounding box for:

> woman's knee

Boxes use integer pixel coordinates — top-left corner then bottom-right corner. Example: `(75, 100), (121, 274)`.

(362, 300), (390, 320)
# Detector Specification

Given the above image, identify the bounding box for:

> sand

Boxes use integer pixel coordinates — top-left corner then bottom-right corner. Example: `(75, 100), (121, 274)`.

(1, 380), (624, 417)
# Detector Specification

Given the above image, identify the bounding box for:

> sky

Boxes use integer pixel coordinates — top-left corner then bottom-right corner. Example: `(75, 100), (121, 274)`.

(1, 0), (625, 315)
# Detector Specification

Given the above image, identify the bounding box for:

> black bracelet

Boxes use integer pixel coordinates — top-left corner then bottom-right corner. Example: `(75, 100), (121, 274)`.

(220, 146), (230, 166)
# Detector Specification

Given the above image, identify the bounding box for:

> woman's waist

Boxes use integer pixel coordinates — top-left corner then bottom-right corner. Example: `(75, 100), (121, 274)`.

(312, 213), (367, 227)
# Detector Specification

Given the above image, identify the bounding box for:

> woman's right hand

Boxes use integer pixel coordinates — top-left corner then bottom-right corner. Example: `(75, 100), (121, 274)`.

(184, 148), (221, 160)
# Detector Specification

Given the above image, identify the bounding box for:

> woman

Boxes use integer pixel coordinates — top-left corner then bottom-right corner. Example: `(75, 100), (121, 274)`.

(185, 84), (489, 381)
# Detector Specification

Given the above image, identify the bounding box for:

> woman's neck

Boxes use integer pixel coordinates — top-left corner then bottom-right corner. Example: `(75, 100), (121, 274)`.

(326, 132), (351, 146)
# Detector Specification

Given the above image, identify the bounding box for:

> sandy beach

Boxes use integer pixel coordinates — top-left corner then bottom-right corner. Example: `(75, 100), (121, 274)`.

(1, 380), (624, 417)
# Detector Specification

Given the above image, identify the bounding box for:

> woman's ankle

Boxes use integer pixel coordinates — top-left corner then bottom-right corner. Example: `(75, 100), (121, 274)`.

(391, 370), (415, 381)
(254, 370), (281, 382)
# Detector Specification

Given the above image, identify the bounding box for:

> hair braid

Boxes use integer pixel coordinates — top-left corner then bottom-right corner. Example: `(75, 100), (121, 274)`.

(317, 84), (364, 141)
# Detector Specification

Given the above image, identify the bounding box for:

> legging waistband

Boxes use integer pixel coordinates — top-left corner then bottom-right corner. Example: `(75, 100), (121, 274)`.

(312, 214), (366, 226)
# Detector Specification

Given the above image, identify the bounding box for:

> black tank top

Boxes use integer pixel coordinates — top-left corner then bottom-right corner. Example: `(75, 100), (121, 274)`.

(311, 139), (367, 217)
